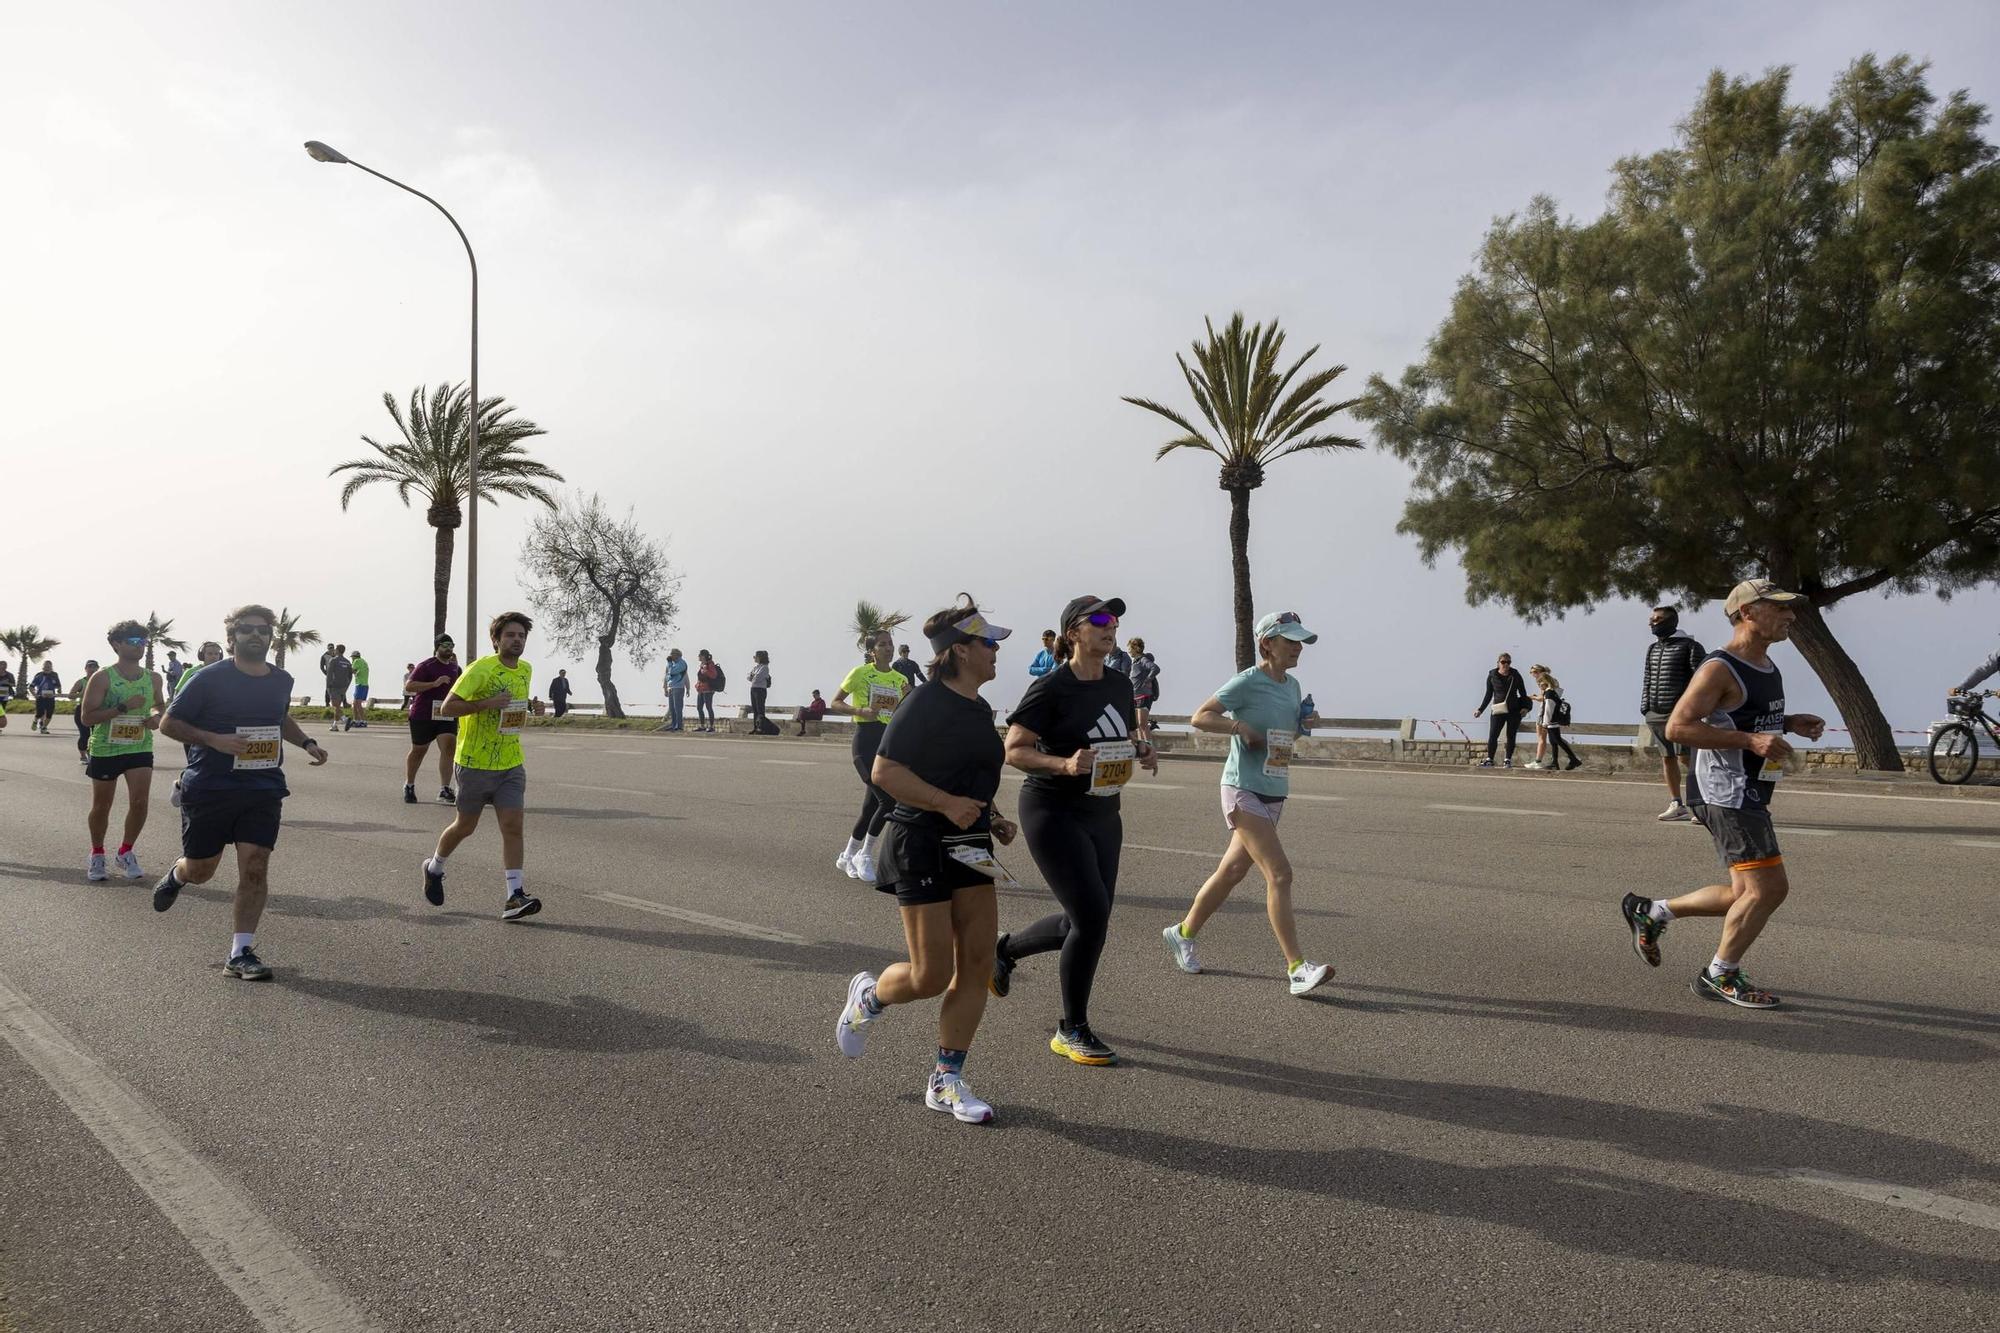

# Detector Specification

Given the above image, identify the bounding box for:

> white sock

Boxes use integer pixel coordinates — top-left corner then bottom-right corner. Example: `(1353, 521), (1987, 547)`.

(1707, 955), (1737, 977)
(231, 932), (254, 957)
(843, 837), (864, 857)
(426, 854), (447, 876)
(863, 832), (883, 858)
(505, 867), (525, 895)
(1648, 901), (1675, 924)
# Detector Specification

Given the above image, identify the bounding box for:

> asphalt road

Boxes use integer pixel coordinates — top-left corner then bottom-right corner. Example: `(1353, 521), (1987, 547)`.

(2, 723), (1997, 1332)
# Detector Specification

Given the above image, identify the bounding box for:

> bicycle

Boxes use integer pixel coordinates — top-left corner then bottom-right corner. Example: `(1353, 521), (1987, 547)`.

(1927, 689), (2000, 785)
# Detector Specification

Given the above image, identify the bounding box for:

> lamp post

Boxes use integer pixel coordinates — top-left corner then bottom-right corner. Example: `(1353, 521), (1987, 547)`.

(304, 140), (481, 650)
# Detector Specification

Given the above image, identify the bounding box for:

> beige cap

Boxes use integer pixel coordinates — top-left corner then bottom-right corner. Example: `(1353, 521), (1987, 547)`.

(1724, 578), (1806, 616)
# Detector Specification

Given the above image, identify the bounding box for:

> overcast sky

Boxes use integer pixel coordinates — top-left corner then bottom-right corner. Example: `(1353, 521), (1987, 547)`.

(6, 1), (1998, 739)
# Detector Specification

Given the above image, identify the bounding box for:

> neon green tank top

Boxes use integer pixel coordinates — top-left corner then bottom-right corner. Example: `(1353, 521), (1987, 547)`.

(89, 667), (156, 756)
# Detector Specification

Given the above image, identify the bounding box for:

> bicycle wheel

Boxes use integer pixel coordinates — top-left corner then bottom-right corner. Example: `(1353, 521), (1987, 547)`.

(1928, 722), (1979, 785)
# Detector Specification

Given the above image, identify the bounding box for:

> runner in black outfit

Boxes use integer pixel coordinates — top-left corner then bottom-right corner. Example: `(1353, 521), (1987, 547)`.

(1472, 652), (1531, 767)
(991, 595), (1156, 1066)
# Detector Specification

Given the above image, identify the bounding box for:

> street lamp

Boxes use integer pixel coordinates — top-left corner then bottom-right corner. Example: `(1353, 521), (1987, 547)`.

(304, 140), (481, 651)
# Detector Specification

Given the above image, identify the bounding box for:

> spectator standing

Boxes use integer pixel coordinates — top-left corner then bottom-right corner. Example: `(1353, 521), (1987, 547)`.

(1472, 652), (1531, 768)
(1525, 665), (1581, 770)
(660, 648), (688, 732)
(1028, 631), (1058, 678)
(549, 669), (572, 718)
(322, 644), (353, 732)
(749, 652), (778, 734)
(1128, 639), (1160, 739)
(694, 649), (720, 732)
(890, 644), (926, 689)
(348, 650), (372, 727)
(163, 651), (185, 698)
(1643, 607), (1706, 821)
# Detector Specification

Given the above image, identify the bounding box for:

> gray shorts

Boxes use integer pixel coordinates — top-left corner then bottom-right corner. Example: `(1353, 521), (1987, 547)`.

(1646, 716), (1690, 760)
(454, 764), (526, 814)
(1220, 784), (1286, 828)
(1691, 803), (1781, 870)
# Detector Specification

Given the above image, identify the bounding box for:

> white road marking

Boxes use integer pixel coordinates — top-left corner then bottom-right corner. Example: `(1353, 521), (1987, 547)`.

(602, 749), (646, 756)
(1124, 783), (1185, 792)
(761, 760), (818, 767)
(1783, 828), (1839, 837)
(1287, 794), (1345, 803)
(537, 745), (578, 751)
(1778, 1168), (2000, 1233)
(554, 783), (653, 798)
(0, 969), (383, 1332)
(1954, 838), (2000, 849)
(1127, 843), (1215, 859)
(676, 754), (720, 761)
(584, 891), (808, 944)
(1426, 803), (1564, 818)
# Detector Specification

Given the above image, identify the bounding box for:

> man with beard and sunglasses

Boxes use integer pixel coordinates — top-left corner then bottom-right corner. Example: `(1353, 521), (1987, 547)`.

(154, 604), (329, 980)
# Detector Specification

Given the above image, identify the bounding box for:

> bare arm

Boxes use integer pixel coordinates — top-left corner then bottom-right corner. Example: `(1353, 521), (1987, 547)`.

(1666, 661), (1792, 759)
(439, 689), (507, 720)
(1192, 693), (1262, 747)
(78, 673), (119, 726)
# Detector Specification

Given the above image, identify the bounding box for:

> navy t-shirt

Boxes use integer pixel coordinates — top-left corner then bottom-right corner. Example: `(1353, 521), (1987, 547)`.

(166, 661), (297, 800)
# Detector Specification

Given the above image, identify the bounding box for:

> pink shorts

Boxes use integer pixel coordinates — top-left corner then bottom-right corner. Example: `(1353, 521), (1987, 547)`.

(1220, 784), (1285, 828)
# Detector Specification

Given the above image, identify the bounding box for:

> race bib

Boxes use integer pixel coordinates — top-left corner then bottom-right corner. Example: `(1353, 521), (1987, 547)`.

(108, 713), (147, 744)
(1089, 741), (1137, 796)
(37, 688), (55, 699)
(498, 698), (529, 736)
(1263, 729), (1296, 780)
(946, 843), (1022, 888)
(233, 725), (283, 771)
(867, 682), (901, 719)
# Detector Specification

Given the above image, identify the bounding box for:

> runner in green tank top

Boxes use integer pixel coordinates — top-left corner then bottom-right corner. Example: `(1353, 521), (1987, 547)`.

(79, 618), (166, 883)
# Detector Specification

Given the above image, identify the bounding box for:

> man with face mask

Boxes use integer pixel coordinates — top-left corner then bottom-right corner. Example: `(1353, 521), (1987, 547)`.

(1642, 606), (1706, 821)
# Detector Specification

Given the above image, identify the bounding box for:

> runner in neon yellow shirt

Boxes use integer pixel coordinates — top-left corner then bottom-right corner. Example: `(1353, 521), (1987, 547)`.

(422, 611), (541, 922)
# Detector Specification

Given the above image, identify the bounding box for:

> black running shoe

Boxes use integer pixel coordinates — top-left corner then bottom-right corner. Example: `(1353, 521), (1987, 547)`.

(224, 949), (273, 981)
(421, 860), (445, 907)
(1620, 893), (1663, 967)
(990, 932), (1015, 998)
(438, 787), (455, 805)
(403, 784), (417, 804)
(152, 869), (182, 913)
(502, 892), (542, 921)
(1049, 1023), (1118, 1066)
(1692, 968), (1779, 1009)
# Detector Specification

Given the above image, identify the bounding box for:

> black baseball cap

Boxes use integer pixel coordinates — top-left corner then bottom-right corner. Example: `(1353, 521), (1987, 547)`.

(1059, 595), (1126, 629)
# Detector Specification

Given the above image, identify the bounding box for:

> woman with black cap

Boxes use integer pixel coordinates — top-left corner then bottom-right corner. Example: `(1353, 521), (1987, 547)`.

(990, 594), (1156, 1066)
(1162, 610), (1334, 996)
(834, 596), (1018, 1125)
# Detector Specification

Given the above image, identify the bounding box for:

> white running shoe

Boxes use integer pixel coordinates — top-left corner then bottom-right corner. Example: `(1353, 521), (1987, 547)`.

(836, 971), (879, 1058)
(849, 850), (877, 883)
(1162, 923), (1201, 974)
(835, 848), (855, 877)
(86, 853), (108, 882)
(1523, 760), (1543, 770)
(925, 1072), (995, 1124)
(115, 850), (143, 881)
(1288, 960), (1333, 996)
(1657, 800), (1693, 823)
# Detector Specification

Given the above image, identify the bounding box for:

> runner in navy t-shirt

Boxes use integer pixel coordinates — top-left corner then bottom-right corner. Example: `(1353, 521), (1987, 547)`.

(155, 604), (328, 981)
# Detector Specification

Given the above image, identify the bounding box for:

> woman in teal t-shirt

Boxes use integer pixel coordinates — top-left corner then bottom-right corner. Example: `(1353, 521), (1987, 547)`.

(1160, 610), (1332, 997)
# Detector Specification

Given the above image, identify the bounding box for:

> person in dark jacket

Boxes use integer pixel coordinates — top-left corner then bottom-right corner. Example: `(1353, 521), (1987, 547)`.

(549, 669), (572, 718)
(1642, 607), (1706, 821)
(1472, 653), (1532, 767)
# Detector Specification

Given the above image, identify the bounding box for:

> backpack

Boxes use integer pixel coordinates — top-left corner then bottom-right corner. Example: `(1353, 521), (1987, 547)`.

(710, 663), (726, 693)
(1552, 694), (1573, 727)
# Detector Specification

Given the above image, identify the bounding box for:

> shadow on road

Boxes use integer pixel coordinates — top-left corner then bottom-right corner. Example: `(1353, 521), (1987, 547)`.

(0, 861), (91, 885)
(990, 881), (1347, 921)
(1326, 981), (1995, 1063)
(287, 975), (810, 1062)
(532, 919), (900, 977)
(1004, 1101), (2000, 1288)
(287, 818), (428, 835)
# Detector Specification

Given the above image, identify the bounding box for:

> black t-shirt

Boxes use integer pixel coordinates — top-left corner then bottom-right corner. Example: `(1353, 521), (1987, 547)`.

(1008, 664), (1138, 801)
(876, 680), (1003, 833)
(166, 660), (297, 800)
(890, 658), (925, 686)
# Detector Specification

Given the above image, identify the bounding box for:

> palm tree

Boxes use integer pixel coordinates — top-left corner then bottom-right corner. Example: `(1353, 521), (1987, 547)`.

(1124, 313), (1364, 668)
(142, 611), (187, 672)
(3, 625), (60, 688)
(272, 607), (321, 672)
(329, 383), (564, 639)
(851, 600), (910, 658)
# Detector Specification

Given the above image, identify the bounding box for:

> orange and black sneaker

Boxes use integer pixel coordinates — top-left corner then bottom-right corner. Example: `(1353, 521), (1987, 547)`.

(1692, 968), (1779, 1009)
(1620, 893), (1664, 967)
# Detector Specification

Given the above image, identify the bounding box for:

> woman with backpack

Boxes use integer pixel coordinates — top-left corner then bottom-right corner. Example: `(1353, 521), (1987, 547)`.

(1525, 665), (1581, 770)
(694, 650), (721, 732)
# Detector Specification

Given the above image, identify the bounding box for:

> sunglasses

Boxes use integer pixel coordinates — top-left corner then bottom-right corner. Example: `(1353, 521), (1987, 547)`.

(1083, 613), (1119, 628)
(1273, 612), (1303, 625)
(116, 636), (147, 645)
(232, 625), (273, 636)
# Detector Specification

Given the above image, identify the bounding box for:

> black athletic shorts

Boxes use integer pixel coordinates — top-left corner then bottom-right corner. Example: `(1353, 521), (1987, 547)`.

(1691, 802), (1782, 871)
(181, 790), (285, 858)
(409, 713), (459, 745)
(876, 822), (999, 907)
(85, 752), (154, 781)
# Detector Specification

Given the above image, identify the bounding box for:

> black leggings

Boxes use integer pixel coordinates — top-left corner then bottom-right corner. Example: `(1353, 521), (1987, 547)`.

(1486, 711), (1521, 761)
(1546, 725), (1579, 765)
(696, 692), (715, 725)
(75, 710), (89, 757)
(850, 722), (892, 840)
(1002, 788), (1123, 1030)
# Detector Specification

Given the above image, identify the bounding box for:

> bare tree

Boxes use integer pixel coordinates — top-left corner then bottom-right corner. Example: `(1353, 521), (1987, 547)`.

(520, 493), (681, 719)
